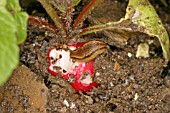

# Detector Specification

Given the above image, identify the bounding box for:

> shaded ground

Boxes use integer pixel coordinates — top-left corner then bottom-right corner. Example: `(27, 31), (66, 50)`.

(0, 0), (170, 113)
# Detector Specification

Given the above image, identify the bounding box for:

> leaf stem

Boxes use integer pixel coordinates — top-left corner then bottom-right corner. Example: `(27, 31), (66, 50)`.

(73, 0), (102, 29)
(77, 19), (131, 36)
(28, 16), (57, 33)
(37, 0), (66, 37)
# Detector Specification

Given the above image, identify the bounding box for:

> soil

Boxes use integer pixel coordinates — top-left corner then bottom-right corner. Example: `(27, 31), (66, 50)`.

(0, 0), (170, 113)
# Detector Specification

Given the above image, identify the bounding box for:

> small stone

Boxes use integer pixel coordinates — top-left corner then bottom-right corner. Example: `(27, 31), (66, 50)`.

(84, 95), (93, 104)
(63, 99), (69, 107)
(70, 102), (76, 109)
(129, 76), (134, 80)
(60, 107), (67, 112)
(95, 72), (100, 76)
(136, 43), (149, 58)
(127, 86), (132, 92)
(127, 52), (132, 57)
(114, 62), (121, 71)
(134, 93), (139, 100)
(110, 82), (114, 87)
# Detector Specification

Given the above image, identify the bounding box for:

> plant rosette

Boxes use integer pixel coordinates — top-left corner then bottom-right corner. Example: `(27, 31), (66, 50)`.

(48, 42), (99, 92)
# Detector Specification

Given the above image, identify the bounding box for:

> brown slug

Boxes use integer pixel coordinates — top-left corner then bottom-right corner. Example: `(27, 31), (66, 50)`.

(70, 40), (107, 62)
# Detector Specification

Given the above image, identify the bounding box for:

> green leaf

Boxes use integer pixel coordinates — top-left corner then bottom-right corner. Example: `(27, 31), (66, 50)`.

(14, 12), (28, 44)
(0, 0), (6, 7)
(6, 0), (21, 12)
(0, 0), (28, 85)
(0, 7), (19, 85)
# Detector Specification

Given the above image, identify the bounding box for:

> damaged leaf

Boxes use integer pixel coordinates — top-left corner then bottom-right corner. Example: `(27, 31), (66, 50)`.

(80, 0), (170, 62)
(125, 0), (170, 61)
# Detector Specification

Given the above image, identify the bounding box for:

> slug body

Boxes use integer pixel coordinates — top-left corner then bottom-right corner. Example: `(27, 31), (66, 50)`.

(70, 40), (107, 62)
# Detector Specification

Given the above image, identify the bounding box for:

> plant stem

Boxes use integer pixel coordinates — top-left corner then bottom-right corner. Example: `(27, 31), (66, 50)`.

(28, 16), (57, 33)
(73, 0), (102, 29)
(37, 0), (66, 37)
(77, 19), (131, 36)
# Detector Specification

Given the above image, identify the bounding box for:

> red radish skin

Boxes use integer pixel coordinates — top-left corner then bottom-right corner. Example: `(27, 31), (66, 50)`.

(48, 42), (99, 92)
